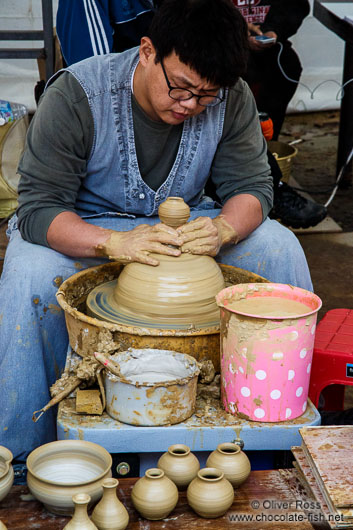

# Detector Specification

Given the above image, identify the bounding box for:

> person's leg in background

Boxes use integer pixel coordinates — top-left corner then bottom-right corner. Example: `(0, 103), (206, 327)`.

(267, 150), (327, 229)
(249, 42), (302, 140)
(246, 45), (327, 229)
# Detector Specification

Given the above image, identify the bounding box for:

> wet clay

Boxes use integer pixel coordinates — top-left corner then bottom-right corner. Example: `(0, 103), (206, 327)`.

(227, 296), (311, 318)
(158, 196), (190, 227)
(87, 197), (225, 329)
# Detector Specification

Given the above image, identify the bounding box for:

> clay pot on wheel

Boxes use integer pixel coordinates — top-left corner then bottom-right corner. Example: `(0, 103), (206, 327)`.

(87, 197), (225, 330)
(0, 446), (14, 503)
(206, 442), (251, 487)
(131, 468), (178, 520)
(187, 467), (234, 518)
(91, 478), (129, 530)
(157, 444), (200, 489)
(63, 493), (98, 529)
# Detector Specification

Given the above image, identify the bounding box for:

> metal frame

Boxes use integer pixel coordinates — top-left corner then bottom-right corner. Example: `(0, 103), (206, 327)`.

(0, 0), (54, 81)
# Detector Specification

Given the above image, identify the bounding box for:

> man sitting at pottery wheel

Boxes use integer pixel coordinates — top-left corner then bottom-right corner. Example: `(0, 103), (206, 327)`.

(0, 0), (313, 461)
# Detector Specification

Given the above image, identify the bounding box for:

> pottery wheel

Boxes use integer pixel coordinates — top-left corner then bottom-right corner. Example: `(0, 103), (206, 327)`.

(86, 197), (225, 330)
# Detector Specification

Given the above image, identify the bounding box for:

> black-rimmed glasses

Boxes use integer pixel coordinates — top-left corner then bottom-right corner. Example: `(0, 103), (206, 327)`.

(160, 59), (224, 107)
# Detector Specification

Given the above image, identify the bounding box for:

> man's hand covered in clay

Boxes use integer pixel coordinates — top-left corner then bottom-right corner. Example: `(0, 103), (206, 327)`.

(177, 215), (239, 257)
(97, 223), (183, 266)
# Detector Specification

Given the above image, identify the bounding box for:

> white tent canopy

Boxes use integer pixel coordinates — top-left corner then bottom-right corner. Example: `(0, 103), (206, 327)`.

(0, 0), (346, 114)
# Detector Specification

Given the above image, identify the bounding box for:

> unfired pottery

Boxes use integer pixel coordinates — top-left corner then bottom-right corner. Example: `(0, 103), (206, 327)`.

(158, 196), (190, 227)
(131, 468), (178, 520)
(157, 444), (200, 489)
(26, 440), (112, 515)
(206, 442), (251, 487)
(91, 478), (129, 530)
(104, 348), (199, 426)
(0, 520), (7, 529)
(0, 446), (14, 503)
(187, 467), (234, 518)
(63, 493), (98, 529)
(86, 196), (225, 330)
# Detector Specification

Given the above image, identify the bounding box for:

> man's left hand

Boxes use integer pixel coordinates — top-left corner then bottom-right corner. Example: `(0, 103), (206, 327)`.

(178, 215), (239, 256)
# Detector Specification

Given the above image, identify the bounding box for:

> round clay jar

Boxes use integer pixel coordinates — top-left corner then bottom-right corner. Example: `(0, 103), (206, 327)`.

(187, 467), (234, 518)
(157, 444), (200, 489)
(158, 197), (190, 227)
(0, 446), (14, 503)
(131, 468), (178, 520)
(206, 442), (251, 487)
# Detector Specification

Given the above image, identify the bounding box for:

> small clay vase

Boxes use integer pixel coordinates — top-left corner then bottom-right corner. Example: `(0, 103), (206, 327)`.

(187, 467), (234, 518)
(131, 468), (178, 520)
(206, 442), (251, 487)
(63, 493), (98, 529)
(91, 478), (129, 530)
(0, 521), (7, 529)
(157, 444), (200, 489)
(158, 196), (190, 227)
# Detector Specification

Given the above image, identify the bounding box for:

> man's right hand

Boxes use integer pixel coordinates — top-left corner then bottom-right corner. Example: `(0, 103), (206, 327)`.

(96, 223), (183, 266)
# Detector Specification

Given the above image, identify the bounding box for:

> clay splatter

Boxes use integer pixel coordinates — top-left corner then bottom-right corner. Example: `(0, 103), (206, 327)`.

(53, 275), (63, 287)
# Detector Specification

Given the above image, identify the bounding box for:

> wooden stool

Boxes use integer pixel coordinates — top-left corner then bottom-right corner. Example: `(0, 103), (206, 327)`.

(309, 309), (353, 411)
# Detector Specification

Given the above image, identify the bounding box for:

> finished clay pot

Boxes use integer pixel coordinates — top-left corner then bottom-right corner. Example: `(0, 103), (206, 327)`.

(206, 442), (251, 487)
(157, 444), (200, 489)
(91, 478), (129, 530)
(26, 440), (112, 515)
(131, 468), (178, 520)
(0, 446), (14, 503)
(187, 467), (234, 518)
(63, 493), (98, 529)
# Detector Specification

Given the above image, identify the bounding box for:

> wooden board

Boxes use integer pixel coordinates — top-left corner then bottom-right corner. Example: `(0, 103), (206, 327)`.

(0, 471), (321, 530)
(292, 446), (337, 528)
(300, 427), (353, 510)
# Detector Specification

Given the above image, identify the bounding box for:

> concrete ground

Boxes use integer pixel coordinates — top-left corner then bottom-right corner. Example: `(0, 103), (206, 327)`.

(280, 111), (353, 324)
(1, 110), (352, 407)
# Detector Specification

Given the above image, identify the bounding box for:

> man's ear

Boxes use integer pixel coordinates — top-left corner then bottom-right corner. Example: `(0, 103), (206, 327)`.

(139, 37), (157, 67)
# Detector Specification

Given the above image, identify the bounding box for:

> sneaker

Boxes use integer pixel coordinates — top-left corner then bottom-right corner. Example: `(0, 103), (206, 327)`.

(269, 182), (327, 229)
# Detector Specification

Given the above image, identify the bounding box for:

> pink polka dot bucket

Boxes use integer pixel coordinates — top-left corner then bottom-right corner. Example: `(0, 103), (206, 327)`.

(216, 283), (322, 422)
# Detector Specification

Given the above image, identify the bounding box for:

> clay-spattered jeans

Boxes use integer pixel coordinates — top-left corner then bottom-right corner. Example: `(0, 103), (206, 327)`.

(0, 211), (312, 460)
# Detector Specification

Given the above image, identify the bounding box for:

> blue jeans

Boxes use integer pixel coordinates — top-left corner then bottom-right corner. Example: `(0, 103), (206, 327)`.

(0, 212), (312, 460)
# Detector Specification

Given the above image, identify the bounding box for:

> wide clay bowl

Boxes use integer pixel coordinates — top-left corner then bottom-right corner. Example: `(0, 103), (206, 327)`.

(26, 440), (112, 515)
(0, 446), (14, 502)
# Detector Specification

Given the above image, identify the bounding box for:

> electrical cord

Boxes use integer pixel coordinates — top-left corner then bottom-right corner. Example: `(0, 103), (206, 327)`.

(276, 41), (353, 102)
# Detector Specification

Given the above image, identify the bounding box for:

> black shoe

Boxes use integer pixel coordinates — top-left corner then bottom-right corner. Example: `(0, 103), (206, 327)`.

(269, 182), (327, 229)
(320, 408), (353, 425)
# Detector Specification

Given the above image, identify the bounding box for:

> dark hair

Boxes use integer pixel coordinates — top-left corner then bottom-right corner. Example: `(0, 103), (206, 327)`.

(148, 0), (249, 87)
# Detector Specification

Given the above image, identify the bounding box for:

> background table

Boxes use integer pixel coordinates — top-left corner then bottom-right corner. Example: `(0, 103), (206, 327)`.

(57, 397), (321, 474)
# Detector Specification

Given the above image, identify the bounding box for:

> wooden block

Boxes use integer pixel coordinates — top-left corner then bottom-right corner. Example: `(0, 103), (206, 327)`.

(76, 389), (103, 415)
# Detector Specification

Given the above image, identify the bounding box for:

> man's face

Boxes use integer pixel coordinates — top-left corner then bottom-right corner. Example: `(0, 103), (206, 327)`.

(135, 38), (221, 125)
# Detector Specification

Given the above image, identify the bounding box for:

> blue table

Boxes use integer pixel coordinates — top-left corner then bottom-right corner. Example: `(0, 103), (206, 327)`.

(57, 397), (320, 475)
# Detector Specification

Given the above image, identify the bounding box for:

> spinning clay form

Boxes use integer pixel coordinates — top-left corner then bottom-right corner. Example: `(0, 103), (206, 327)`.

(87, 197), (225, 329)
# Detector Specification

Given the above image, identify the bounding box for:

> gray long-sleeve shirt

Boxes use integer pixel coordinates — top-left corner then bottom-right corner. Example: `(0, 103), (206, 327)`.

(17, 71), (273, 246)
